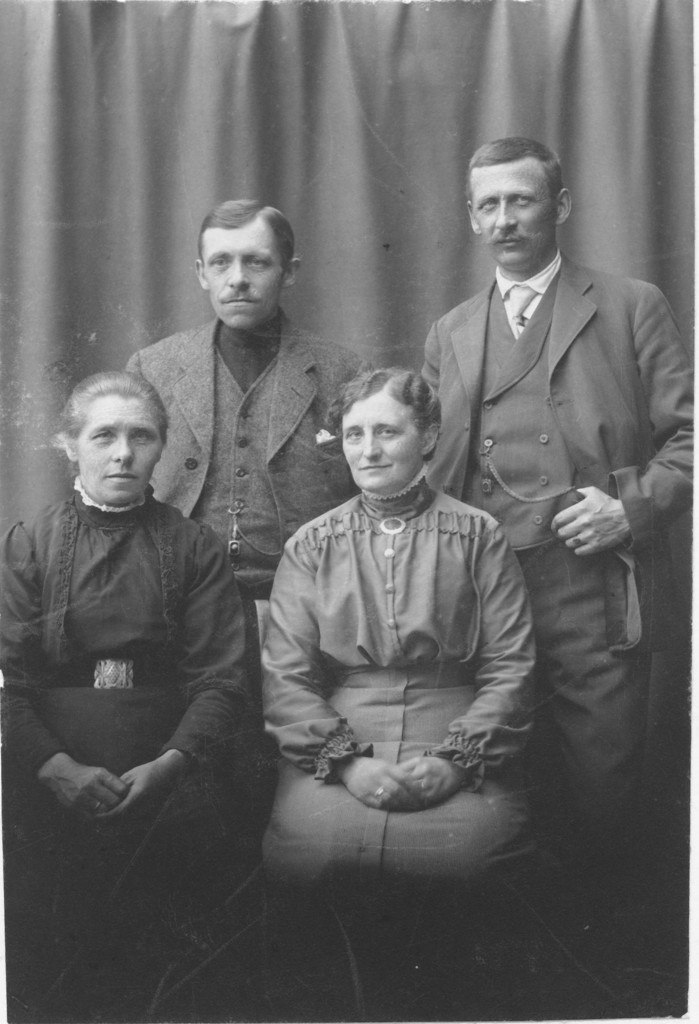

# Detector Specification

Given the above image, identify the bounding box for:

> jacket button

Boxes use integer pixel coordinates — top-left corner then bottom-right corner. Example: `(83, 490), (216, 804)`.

(484, 401), (494, 411)
(539, 434), (549, 444)
(540, 475), (549, 485)
(533, 515), (544, 525)
(483, 437), (494, 448)
(184, 457), (198, 470)
(235, 468), (247, 478)
(238, 437), (249, 448)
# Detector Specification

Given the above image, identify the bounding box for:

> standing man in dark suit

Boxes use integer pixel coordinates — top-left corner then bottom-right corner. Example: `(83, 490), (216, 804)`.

(422, 138), (692, 878)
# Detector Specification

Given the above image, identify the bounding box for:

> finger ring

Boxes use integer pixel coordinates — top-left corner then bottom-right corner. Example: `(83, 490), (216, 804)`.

(374, 787), (386, 800)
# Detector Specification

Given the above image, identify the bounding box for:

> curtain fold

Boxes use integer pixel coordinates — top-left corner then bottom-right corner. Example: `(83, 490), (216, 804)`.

(0, 0), (693, 527)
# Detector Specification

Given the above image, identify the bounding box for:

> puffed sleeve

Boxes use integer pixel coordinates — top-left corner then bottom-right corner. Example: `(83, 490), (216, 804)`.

(427, 523), (535, 786)
(261, 536), (371, 779)
(0, 523), (68, 774)
(161, 521), (248, 764)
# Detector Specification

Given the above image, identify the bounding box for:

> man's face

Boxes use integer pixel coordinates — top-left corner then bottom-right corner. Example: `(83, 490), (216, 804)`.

(196, 216), (296, 331)
(468, 157), (571, 280)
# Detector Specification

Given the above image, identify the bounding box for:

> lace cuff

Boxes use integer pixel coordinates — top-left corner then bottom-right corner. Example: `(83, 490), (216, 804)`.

(425, 735), (484, 791)
(314, 723), (373, 783)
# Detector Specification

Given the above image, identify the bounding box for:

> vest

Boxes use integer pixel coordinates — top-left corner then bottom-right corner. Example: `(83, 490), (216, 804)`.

(463, 279), (581, 549)
(191, 351), (282, 588)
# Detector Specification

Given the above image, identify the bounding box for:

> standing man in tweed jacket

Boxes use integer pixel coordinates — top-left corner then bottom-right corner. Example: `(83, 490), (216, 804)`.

(127, 200), (362, 605)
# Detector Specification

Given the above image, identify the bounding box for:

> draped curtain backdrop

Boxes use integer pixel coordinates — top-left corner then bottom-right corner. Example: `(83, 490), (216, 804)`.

(0, 0), (693, 535)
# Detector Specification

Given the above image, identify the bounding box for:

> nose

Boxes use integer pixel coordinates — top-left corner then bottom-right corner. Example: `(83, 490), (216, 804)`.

(361, 433), (381, 460)
(112, 436), (133, 464)
(225, 258), (249, 290)
(494, 199), (515, 229)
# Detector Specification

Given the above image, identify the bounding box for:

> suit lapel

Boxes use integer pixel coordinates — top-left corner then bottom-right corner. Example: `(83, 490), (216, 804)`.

(267, 320), (317, 461)
(172, 321), (217, 454)
(450, 286), (491, 420)
(549, 257), (596, 375)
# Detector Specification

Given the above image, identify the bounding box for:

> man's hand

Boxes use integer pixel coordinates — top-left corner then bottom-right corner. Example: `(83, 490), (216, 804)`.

(551, 486), (631, 555)
(37, 752), (130, 817)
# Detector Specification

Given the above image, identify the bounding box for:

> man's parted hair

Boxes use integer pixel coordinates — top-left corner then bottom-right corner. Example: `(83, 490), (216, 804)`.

(54, 370), (169, 454)
(197, 200), (295, 268)
(468, 137), (564, 200)
(328, 367), (441, 461)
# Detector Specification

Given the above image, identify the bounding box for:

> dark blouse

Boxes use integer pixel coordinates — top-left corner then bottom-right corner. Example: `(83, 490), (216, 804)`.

(1, 491), (247, 776)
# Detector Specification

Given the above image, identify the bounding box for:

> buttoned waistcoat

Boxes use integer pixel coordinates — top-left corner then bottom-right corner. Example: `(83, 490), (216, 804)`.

(126, 315), (364, 552)
(422, 256), (693, 647)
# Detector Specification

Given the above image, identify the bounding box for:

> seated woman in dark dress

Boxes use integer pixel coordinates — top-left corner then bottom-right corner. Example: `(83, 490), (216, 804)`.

(261, 368), (537, 1020)
(1, 371), (250, 1021)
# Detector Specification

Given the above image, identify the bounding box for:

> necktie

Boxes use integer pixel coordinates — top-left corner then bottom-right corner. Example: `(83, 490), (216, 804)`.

(507, 284), (538, 336)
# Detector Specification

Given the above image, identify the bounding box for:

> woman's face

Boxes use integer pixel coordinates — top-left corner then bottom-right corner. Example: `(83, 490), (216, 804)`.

(342, 386), (437, 497)
(66, 395), (164, 507)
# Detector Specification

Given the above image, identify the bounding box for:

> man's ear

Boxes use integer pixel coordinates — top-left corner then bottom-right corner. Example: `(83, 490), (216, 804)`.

(195, 259), (210, 292)
(467, 202), (481, 235)
(555, 189), (572, 226)
(282, 256), (301, 290)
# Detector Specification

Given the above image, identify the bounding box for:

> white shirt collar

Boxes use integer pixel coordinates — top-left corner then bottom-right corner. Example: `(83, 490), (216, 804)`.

(496, 250), (562, 299)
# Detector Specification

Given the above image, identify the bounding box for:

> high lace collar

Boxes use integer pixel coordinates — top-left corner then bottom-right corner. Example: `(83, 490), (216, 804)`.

(74, 476), (146, 513)
(359, 471), (434, 521)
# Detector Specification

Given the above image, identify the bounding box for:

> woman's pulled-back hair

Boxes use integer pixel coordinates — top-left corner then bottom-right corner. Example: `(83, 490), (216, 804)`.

(328, 367), (441, 461)
(54, 371), (169, 455)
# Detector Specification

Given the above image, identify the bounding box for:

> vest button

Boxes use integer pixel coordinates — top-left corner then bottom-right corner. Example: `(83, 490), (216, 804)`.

(387, 618), (396, 628)
(235, 468), (247, 478)
(238, 437), (249, 447)
(533, 515), (544, 525)
(385, 584), (395, 594)
(484, 437), (494, 448)
(539, 433), (549, 444)
(184, 457), (198, 470)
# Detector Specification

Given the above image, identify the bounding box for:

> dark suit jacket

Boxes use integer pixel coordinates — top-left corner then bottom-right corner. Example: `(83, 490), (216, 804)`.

(422, 256), (693, 645)
(127, 314), (363, 541)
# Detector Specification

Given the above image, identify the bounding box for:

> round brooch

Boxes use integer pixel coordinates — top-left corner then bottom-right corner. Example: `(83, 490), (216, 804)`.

(379, 516), (407, 536)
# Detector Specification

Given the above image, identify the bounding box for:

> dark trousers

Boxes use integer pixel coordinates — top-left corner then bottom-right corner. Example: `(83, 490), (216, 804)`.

(516, 541), (650, 870)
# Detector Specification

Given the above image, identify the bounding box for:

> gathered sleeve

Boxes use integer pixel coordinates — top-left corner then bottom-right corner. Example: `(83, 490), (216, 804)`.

(262, 538), (370, 777)
(0, 523), (68, 775)
(160, 520), (248, 765)
(426, 522), (535, 783)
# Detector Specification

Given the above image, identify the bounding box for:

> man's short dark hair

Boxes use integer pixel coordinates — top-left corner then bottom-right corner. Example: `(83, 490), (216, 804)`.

(197, 200), (295, 268)
(468, 138), (563, 200)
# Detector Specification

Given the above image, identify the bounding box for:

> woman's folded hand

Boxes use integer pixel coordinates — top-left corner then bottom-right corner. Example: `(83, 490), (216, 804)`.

(400, 755), (466, 807)
(337, 756), (427, 812)
(37, 752), (130, 817)
(100, 749), (189, 819)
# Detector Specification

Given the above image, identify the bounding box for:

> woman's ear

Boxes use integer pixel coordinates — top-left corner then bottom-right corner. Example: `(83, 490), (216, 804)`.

(421, 424), (440, 458)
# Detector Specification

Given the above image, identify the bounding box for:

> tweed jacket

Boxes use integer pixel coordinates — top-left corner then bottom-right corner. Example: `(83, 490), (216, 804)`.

(127, 315), (364, 542)
(422, 256), (693, 645)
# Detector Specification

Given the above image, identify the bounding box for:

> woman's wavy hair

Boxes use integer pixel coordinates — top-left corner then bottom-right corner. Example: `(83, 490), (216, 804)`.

(328, 367), (441, 461)
(53, 371), (169, 456)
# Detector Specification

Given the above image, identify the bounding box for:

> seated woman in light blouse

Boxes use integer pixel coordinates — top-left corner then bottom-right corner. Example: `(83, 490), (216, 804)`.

(260, 367), (536, 1019)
